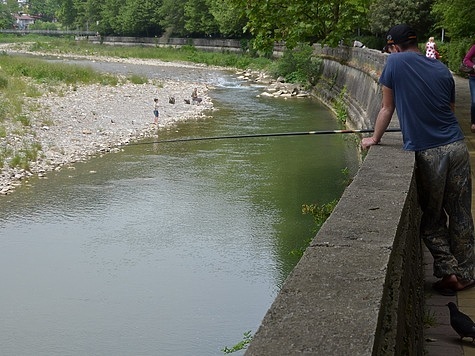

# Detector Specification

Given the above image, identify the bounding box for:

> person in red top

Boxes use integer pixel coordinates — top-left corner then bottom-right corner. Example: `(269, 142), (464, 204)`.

(463, 44), (475, 132)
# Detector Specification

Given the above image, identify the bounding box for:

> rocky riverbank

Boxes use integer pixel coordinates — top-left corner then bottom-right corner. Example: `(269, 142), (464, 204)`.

(0, 43), (313, 195)
(0, 46), (214, 195)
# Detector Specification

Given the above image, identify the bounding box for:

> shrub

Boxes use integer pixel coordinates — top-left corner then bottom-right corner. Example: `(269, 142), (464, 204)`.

(128, 74), (148, 85)
(269, 44), (323, 86)
(446, 38), (475, 73)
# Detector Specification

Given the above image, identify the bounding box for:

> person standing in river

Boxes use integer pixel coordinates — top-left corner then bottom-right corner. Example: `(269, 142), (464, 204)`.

(153, 98), (159, 124)
(361, 24), (475, 296)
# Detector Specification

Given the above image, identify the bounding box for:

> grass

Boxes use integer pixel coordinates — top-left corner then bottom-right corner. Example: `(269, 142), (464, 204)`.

(0, 51), (120, 126)
(0, 52), (118, 85)
(0, 45), (139, 171)
(9, 141), (42, 170)
(0, 34), (273, 71)
(423, 308), (438, 328)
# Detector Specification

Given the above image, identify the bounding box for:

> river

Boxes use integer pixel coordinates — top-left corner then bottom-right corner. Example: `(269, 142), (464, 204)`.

(0, 60), (359, 355)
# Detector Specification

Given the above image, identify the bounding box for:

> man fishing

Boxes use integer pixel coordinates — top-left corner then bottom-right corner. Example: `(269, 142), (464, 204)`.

(361, 24), (475, 295)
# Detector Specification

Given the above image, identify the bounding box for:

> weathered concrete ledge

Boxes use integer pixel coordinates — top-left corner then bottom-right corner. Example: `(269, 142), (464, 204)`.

(246, 48), (425, 354)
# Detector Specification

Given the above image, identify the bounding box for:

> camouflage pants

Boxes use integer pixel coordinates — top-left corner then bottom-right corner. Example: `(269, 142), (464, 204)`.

(416, 139), (475, 280)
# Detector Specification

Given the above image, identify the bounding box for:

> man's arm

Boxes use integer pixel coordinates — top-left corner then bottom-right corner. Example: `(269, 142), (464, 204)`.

(361, 86), (395, 149)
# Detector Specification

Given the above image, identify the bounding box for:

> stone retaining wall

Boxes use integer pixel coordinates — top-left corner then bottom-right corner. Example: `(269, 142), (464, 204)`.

(246, 48), (425, 355)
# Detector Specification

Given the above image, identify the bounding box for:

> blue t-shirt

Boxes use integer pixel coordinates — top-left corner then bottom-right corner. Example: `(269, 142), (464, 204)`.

(379, 51), (463, 151)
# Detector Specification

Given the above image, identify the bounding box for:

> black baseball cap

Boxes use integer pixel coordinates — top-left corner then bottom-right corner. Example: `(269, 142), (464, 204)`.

(386, 24), (417, 45)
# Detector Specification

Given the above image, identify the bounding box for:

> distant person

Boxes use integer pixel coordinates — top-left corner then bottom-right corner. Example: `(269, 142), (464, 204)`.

(361, 24), (475, 296)
(191, 88), (202, 104)
(153, 98), (159, 124)
(463, 43), (475, 132)
(353, 40), (365, 48)
(425, 37), (438, 59)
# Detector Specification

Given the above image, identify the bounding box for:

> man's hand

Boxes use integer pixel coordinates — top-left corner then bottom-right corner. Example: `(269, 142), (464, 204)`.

(361, 137), (379, 149)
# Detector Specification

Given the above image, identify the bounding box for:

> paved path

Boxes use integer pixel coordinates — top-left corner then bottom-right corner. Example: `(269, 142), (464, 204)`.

(424, 74), (475, 356)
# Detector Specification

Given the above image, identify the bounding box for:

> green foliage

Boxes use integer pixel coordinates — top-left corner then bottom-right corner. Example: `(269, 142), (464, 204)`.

(221, 330), (253, 354)
(28, 0), (60, 22)
(432, 0), (475, 39)
(128, 74), (148, 85)
(15, 114), (30, 127)
(184, 0), (219, 36)
(0, 74), (8, 89)
(334, 87), (348, 124)
(269, 44), (323, 86)
(0, 146), (12, 168)
(228, 0), (370, 51)
(209, 0), (248, 38)
(116, 0), (162, 37)
(0, 3), (14, 29)
(293, 167), (351, 258)
(444, 38), (475, 73)
(2, 0), (473, 58)
(368, 0), (435, 38)
(56, 0), (77, 29)
(290, 199), (338, 258)
(0, 54), (118, 85)
(158, 0), (187, 37)
(28, 20), (61, 31)
(340, 167), (352, 186)
(302, 200), (338, 233)
(10, 142), (42, 170)
(424, 308), (437, 328)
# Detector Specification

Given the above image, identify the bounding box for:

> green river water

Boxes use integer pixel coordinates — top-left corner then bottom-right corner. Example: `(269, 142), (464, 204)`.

(0, 64), (359, 355)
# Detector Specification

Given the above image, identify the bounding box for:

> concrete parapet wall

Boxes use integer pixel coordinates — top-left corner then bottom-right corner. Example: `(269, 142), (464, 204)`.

(246, 137), (423, 355)
(246, 50), (425, 354)
(80, 36), (245, 53)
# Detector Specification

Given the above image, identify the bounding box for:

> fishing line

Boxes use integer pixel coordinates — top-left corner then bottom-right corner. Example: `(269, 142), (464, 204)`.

(127, 128), (401, 146)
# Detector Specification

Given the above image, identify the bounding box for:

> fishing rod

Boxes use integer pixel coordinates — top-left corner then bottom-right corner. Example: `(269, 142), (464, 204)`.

(128, 128), (401, 146)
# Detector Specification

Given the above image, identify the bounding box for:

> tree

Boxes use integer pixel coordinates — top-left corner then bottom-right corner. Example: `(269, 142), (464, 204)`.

(368, 0), (435, 39)
(100, 0), (123, 35)
(72, 0), (103, 31)
(28, 0), (60, 21)
(228, 0), (371, 51)
(56, 0), (77, 29)
(184, 0), (219, 37)
(0, 3), (14, 29)
(158, 0), (187, 37)
(432, 0), (475, 39)
(208, 0), (248, 38)
(117, 0), (162, 36)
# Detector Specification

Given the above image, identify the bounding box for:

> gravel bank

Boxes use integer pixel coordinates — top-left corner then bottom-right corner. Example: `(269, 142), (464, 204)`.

(0, 48), (214, 195)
